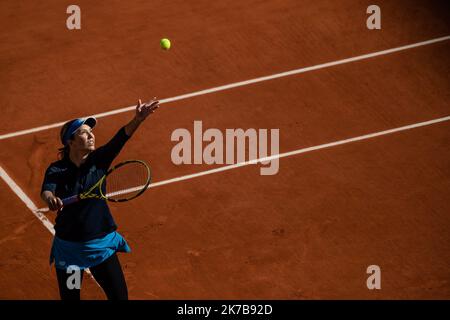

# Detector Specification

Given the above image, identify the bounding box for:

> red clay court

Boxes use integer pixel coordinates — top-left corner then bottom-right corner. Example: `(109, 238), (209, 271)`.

(0, 0), (449, 299)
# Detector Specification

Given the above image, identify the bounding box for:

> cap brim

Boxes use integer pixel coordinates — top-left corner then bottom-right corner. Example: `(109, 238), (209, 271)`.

(83, 117), (97, 129)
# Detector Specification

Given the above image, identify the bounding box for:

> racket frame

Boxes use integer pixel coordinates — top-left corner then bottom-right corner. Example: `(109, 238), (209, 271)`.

(61, 160), (151, 206)
(101, 160), (151, 202)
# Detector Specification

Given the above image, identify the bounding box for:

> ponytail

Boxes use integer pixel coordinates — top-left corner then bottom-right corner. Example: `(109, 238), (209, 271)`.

(59, 119), (77, 160)
(57, 145), (70, 160)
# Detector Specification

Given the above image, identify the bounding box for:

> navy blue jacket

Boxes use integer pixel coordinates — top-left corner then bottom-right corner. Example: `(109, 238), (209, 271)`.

(41, 127), (130, 242)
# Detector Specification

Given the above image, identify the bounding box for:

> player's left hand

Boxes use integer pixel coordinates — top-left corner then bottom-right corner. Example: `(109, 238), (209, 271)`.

(136, 98), (160, 122)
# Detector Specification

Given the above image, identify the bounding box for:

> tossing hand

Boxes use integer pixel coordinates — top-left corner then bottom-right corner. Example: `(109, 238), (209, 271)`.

(136, 98), (160, 122)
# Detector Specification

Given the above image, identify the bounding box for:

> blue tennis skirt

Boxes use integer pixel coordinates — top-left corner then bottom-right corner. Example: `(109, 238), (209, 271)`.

(50, 231), (131, 270)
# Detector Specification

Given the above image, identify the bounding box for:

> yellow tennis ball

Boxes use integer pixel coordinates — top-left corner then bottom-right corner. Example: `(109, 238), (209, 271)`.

(160, 38), (171, 50)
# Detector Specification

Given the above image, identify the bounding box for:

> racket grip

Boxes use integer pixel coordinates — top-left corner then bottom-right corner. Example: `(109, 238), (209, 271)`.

(62, 195), (80, 206)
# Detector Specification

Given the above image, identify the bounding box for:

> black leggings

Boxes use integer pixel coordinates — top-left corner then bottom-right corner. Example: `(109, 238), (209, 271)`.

(56, 253), (128, 300)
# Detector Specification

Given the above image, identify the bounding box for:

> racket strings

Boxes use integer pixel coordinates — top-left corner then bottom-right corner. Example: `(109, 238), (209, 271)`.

(104, 162), (150, 201)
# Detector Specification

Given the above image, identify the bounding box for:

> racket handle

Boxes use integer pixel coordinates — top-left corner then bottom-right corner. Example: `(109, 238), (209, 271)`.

(62, 195), (80, 206)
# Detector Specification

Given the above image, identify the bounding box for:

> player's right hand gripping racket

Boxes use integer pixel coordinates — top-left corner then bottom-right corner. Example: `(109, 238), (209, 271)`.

(62, 160), (151, 206)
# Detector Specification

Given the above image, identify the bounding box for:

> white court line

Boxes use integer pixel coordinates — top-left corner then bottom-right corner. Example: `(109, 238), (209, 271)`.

(0, 35), (449, 141)
(29, 115), (450, 212)
(143, 115), (450, 187)
(0, 166), (98, 283)
(0, 165), (55, 234)
(106, 186), (144, 198)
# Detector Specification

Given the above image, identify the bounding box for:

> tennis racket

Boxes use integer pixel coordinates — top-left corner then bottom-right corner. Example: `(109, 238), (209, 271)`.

(61, 160), (151, 206)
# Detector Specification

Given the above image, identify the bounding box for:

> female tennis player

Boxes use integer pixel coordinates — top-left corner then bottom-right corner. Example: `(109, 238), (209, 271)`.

(40, 98), (159, 300)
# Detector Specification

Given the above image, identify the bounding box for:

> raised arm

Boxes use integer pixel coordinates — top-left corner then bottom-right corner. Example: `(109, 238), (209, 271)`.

(94, 98), (160, 169)
(124, 98), (160, 137)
